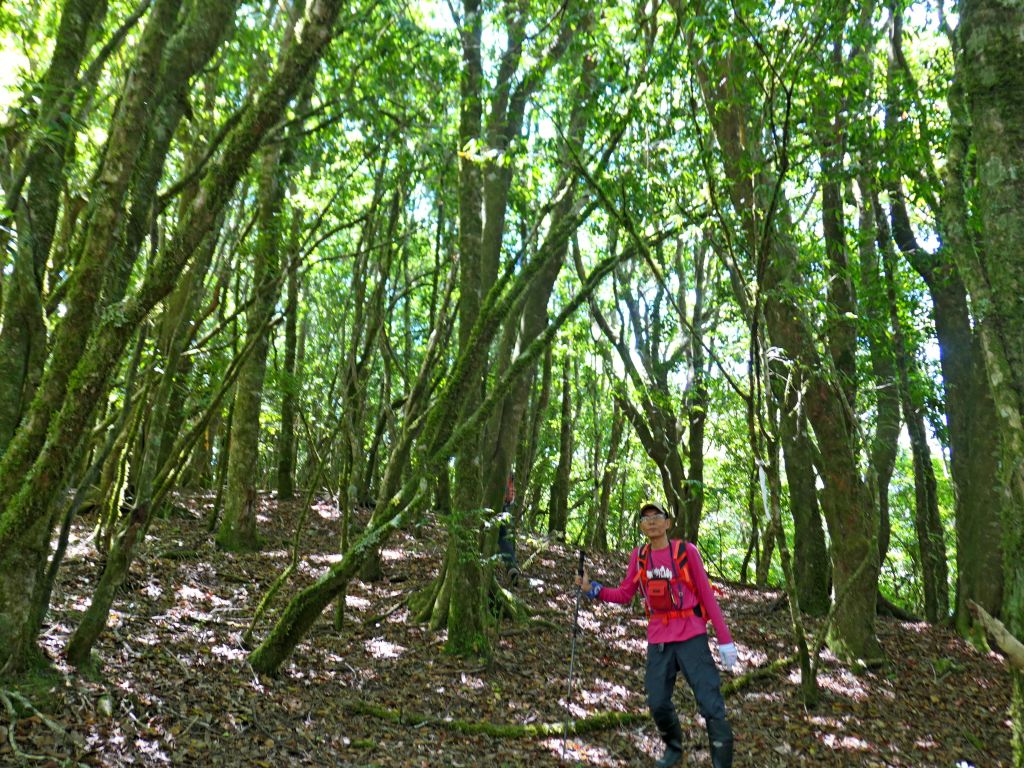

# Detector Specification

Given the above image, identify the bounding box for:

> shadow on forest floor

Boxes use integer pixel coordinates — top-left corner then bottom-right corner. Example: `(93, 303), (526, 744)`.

(1, 492), (1013, 766)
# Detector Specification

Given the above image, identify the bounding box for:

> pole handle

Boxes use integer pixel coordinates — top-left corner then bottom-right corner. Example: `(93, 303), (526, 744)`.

(577, 549), (586, 577)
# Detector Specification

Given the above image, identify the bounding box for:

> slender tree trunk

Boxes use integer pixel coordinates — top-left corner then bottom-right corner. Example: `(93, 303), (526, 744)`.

(857, 184), (901, 569)
(548, 357), (573, 538)
(778, 389), (831, 614)
(0, 0), (108, 450)
(443, 0), (488, 657)
(591, 399), (625, 553)
(277, 221), (301, 501)
(218, 138), (291, 551)
(684, 12), (882, 662)
(881, 251), (949, 622)
(516, 345), (553, 529)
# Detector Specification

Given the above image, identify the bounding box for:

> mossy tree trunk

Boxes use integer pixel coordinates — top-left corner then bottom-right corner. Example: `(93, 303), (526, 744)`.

(217, 6), (312, 549)
(589, 398), (625, 553)
(0, 0), (348, 675)
(276, 216), (302, 501)
(777, 376), (831, 615)
(856, 182), (901, 572)
(418, 0), (583, 649)
(955, 0), (1024, 756)
(0, 0), (108, 451)
(684, 3), (883, 662)
(0, 0), (185, 674)
(217, 154), (286, 551)
(882, 249), (949, 622)
(547, 356), (574, 539)
(885, 5), (1004, 639)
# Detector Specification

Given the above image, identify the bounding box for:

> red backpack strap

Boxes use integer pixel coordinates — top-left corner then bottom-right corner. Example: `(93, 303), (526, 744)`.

(634, 543), (652, 588)
(674, 540), (706, 620)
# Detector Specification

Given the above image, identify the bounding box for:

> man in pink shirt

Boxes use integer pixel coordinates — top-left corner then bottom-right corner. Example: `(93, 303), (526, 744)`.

(577, 502), (736, 768)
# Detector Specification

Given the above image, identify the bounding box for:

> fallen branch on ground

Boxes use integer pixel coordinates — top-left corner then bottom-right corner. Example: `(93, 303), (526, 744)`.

(967, 600), (1024, 670)
(345, 653), (798, 738)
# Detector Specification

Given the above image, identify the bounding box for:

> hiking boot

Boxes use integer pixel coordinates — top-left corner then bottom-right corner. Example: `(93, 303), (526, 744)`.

(655, 721), (683, 767)
(706, 718), (733, 768)
(655, 743), (683, 768)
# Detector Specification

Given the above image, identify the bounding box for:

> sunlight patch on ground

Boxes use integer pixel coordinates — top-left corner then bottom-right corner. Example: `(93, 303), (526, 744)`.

(387, 608), (411, 624)
(611, 636), (646, 655)
(366, 637), (407, 659)
(543, 737), (625, 766)
(744, 690), (785, 703)
(743, 647), (770, 667)
(904, 621), (933, 633)
(306, 552), (343, 565)
(134, 738), (171, 763)
(459, 672), (485, 689)
(822, 732), (874, 752)
(345, 594), (371, 610)
(63, 528), (98, 561)
(141, 580), (163, 599)
(176, 585), (209, 603)
(818, 669), (870, 700)
(211, 644), (248, 661)
(314, 500), (341, 520)
(381, 547), (403, 561)
(580, 678), (636, 711)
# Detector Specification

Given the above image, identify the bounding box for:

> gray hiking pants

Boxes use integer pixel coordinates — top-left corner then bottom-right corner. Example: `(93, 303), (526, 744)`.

(645, 634), (728, 735)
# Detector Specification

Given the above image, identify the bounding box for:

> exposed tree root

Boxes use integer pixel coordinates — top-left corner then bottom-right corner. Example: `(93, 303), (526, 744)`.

(877, 591), (921, 622)
(345, 653), (798, 737)
(1, 687), (84, 760)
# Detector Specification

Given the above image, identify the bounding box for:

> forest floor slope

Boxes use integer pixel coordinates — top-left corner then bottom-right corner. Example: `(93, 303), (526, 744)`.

(1, 493), (1013, 766)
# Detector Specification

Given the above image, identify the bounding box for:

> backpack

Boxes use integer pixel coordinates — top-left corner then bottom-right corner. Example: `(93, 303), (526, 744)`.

(634, 539), (709, 625)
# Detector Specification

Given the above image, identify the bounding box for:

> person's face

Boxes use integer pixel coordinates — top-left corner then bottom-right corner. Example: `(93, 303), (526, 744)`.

(638, 509), (671, 538)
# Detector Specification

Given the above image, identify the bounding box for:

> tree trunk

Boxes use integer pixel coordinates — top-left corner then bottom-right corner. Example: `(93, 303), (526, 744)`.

(0, 0), (108, 450)
(217, 140), (290, 551)
(0, 0), (348, 674)
(277, 220), (301, 501)
(883, 8), (1004, 638)
(953, 0), (1024, 754)
(442, 0), (488, 657)
(591, 399), (625, 553)
(683, 11), (882, 662)
(857, 185), (901, 568)
(779, 397), (831, 614)
(516, 345), (553, 529)
(548, 357), (574, 539)
(882, 251), (949, 622)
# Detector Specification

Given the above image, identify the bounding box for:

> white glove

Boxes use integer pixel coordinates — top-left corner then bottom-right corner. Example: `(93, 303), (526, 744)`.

(719, 642), (738, 672)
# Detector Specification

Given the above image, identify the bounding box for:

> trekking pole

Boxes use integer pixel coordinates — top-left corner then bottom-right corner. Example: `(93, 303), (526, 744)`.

(562, 549), (586, 761)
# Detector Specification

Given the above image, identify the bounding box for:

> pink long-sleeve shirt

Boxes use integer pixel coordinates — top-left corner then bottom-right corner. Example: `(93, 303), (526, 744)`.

(597, 540), (733, 646)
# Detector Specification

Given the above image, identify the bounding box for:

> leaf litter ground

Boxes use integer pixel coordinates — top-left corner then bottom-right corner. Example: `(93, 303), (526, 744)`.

(2, 493), (1014, 766)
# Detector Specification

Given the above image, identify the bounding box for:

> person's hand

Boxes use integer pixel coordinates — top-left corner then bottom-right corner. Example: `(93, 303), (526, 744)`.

(719, 642), (738, 672)
(574, 568), (593, 593)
